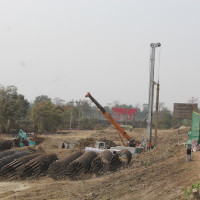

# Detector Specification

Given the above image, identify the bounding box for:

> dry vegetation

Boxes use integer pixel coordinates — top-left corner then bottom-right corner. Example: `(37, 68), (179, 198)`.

(0, 127), (199, 200)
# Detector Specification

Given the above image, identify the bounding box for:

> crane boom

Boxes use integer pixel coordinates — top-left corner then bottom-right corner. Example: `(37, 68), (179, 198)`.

(85, 92), (133, 146)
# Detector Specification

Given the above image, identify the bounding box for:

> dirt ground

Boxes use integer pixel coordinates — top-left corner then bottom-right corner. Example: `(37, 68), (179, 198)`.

(1, 127), (200, 200)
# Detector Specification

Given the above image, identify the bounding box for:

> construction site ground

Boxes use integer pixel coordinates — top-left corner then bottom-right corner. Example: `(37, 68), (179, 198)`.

(0, 127), (200, 200)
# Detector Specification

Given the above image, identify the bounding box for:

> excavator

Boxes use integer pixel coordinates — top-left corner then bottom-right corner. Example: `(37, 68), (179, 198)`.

(85, 92), (140, 148)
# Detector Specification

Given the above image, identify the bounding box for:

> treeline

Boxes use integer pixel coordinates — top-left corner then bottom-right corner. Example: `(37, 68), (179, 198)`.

(0, 85), (183, 134)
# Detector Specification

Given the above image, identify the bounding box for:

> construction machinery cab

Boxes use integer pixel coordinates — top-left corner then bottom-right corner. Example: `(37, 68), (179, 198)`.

(128, 139), (136, 147)
(94, 141), (106, 149)
(17, 129), (35, 147)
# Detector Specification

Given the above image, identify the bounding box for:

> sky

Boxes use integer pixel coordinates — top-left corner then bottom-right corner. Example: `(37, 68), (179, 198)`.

(0, 0), (199, 110)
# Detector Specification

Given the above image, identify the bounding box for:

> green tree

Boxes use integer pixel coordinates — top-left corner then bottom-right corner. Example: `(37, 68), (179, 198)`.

(153, 106), (173, 129)
(0, 85), (29, 132)
(53, 97), (66, 106)
(34, 95), (51, 104)
(32, 101), (63, 132)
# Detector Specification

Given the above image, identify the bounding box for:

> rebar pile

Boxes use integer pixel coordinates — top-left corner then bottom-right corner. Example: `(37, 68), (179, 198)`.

(0, 140), (13, 151)
(0, 153), (42, 179)
(12, 139), (20, 147)
(109, 149), (132, 171)
(17, 153), (58, 180)
(0, 149), (21, 160)
(65, 151), (97, 180)
(0, 151), (30, 170)
(48, 151), (83, 180)
(118, 149), (132, 165)
(90, 150), (113, 175)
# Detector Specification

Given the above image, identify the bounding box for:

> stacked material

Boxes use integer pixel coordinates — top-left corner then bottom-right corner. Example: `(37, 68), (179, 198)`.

(0, 149), (21, 159)
(65, 151), (97, 180)
(12, 139), (20, 147)
(0, 151), (30, 170)
(191, 139), (200, 152)
(48, 151), (83, 180)
(90, 150), (113, 175)
(0, 153), (42, 179)
(118, 149), (132, 165)
(110, 149), (132, 171)
(0, 140), (13, 150)
(17, 153), (58, 180)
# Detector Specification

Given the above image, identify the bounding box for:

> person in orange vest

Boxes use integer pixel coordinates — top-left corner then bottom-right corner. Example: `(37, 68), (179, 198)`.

(148, 141), (152, 150)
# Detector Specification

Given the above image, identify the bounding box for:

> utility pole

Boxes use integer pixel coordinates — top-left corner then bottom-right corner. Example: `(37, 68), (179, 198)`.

(154, 82), (160, 146)
(77, 101), (84, 130)
(147, 43), (161, 143)
(69, 101), (74, 130)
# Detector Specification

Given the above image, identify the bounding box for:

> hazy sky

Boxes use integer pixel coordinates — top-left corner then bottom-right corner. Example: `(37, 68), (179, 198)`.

(0, 0), (199, 109)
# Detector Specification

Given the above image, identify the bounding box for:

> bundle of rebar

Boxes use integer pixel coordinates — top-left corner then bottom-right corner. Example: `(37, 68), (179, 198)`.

(65, 151), (97, 180)
(0, 153), (42, 179)
(90, 150), (113, 175)
(0, 149), (21, 160)
(109, 149), (132, 171)
(17, 153), (58, 180)
(118, 149), (132, 165)
(48, 151), (83, 180)
(0, 140), (13, 151)
(12, 139), (20, 147)
(0, 151), (30, 170)
(109, 153), (120, 171)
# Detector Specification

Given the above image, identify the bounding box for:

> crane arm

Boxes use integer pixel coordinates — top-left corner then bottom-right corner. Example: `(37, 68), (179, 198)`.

(85, 92), (131, 144)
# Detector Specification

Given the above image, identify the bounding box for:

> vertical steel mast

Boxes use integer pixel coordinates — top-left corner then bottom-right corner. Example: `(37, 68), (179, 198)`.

(147, 43), (161, 142)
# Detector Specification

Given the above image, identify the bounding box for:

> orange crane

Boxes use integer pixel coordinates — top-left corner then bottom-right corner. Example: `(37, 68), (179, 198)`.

(85, 92), (136, 147)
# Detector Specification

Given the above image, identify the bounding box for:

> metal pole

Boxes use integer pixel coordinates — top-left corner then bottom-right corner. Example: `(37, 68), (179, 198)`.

(126, 108), (128, 128)
(77, 101), (83, 130)
(155, 82), (159, 146)
(78, 108), (81, 130)
(186, 144), (191, 162)
(69, 108), (73, 130)
(147, 43), (161, 143)
(69, 101), (74, 130)
(178, 120), (180, 145)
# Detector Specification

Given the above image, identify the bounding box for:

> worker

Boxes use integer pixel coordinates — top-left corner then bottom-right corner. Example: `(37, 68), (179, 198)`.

(148, 141), (152, 150)
(130, 125), (133, 132)
(66, 143), (70, 149)
(62, 143), (65, 149)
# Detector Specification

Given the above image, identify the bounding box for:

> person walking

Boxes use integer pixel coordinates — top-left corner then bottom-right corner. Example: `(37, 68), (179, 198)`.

(66, 143), (70, 149)
(62, 143), (65, 149)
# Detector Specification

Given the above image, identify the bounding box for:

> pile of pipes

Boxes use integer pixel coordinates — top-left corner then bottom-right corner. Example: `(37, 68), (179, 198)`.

(0, 140), (13, 151)
(17, 153), (58, 180)
(48, 151), (83, 180)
